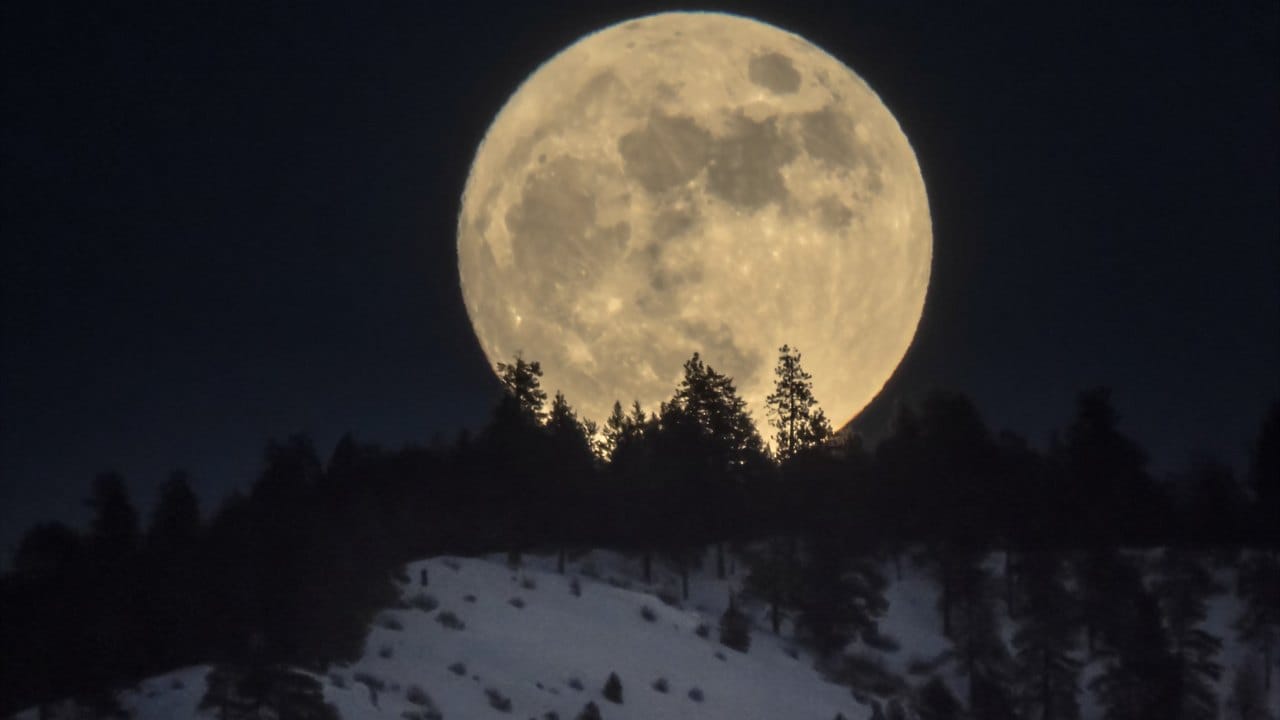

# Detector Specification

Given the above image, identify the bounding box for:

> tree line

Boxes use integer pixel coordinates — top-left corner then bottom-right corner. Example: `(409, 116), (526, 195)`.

(1, 346), (1277, 717)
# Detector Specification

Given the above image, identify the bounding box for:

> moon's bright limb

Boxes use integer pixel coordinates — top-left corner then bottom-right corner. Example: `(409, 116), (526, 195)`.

(458, 12), (931, 433)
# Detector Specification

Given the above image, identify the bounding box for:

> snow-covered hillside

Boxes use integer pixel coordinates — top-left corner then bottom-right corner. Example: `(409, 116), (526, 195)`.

(14, 548), (1278, 719)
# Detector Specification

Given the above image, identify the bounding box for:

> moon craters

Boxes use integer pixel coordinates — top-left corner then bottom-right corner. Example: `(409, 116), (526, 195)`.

(706, 114), (796, 210)
(618, 114), (712, 194)
(798, 107), (863, 171)
(748, 52), (802, 94)
(505, 156), (626, 298)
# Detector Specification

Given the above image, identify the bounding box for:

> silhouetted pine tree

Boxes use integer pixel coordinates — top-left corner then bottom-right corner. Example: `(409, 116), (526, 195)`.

(148, 470), (201, 549)
(945, 548), (1014, 718)
(82, 472), (146, 703)
(1063, 387), (1158, 542)
(1074, 548), (1154, 659)
(765, 344), (832, 462)
(1250, 401), (1280, 544)
(87, 471), (140, 561)
(671, 353), (766, 472)
(1234, 550), (1279, 693)
(496, 354), (548, 423)
(1012, 550), (1082, 720)
(744, 537), (799, 634)
(719, 591), (752, 652)
(545, 391), (595, 571)
(144, 470), (204, 670)
(915, 676), (963, 720)
(1154, 548), (1224, 720)
(1224, 660), (1270, 720)
(795, 536), (887, 660)
(1090, 583), (1180, 720)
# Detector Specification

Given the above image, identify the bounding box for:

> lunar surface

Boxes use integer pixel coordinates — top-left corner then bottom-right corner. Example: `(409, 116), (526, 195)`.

(458, 12), (931, 433)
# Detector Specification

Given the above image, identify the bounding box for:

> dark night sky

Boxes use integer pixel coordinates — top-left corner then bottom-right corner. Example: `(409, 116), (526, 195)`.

(2, 1), (1277, 557)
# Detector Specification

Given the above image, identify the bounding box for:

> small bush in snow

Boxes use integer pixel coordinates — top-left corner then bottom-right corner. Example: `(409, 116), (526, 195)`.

(603, 672), (623, 704)
(442, 558), (461, 571)
(464, 594), (477, 603)
(405, 684), (432, 706)
(379, 614), (404, 631)
(576, 701), (603, 720)
(170, 678), (184, 690)
(651, 677), (669, 693)
(718, 596), (751, 653)
(448, 661), (467, 676)
(509, 596), (526, 609)
(688, 687), (704, 702)
(354, 672), (386, 692)
(570, 577), (582, 596)
(407, 593), (439, 612)
(379, 644), (393, 659)
(328, 674), (346, 689)
(567, 677), (584, 691)
(521, 576), (537, 590)
(543, 712), (560, 720)
(714, 650), (726, 661)
(640, 605), (657, 622)
(694, 623), (710, 638)
(784, 646), (799, 660)
(436, 610), (466, 630)
(657, 589), (681, 607)
(485, 687), (513, 712)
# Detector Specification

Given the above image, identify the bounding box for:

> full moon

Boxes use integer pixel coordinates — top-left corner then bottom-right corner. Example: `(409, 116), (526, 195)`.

(458, 12), (930, 433)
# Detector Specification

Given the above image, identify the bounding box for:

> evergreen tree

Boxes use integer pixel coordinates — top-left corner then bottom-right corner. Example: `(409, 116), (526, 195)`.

(744, 537), (799, 634)
(1224, 660), (1270, 720)
(946, 549), (1013, 718)
(145, 470), (205, 670)
(545, 391), (595, 571)
(602, 401), (629, 461)
(1063, 387), (1156, 542)
(794, 536), (887, 659)
(148, 470), (201, 548)
(670, 352), (765, 470)
(719, 591), (752, 652)
(1154, 548), (1224, 720)
(602, 672), (623, 704)
(916, 677), (962, 720)
(765, 344), (832, 461)
(496, 354), (548, 423)
(1073, 548), (1140, 657)
(1250, 400), (1280, 544)
(1235, 551), (1279, 694)
(1090, 584), (1180, 720)
(86, 471), (139, 560)
(1012, 550), (1082, 720)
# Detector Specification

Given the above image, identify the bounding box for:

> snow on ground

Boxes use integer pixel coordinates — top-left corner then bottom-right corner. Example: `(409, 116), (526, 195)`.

(325, 550), (867, 719)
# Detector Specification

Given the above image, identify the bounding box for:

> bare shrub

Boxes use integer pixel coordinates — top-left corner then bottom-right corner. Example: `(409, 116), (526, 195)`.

(436, 610), (466, 630)
(407, 593), (439, 612)
(485, 687), (512, 712)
